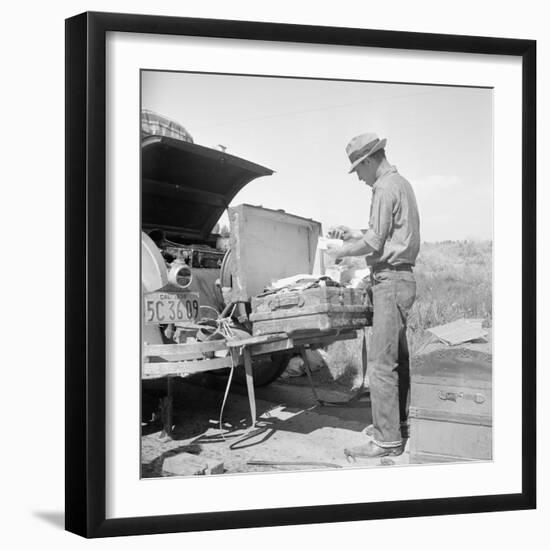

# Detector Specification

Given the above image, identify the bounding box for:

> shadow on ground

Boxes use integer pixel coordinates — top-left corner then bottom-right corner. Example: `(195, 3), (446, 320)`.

(141, 370), (375, 478)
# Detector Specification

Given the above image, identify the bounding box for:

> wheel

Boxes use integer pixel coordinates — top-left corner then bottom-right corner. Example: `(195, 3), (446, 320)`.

(210, 351), (291, 388)
(233, 352), (292, 387)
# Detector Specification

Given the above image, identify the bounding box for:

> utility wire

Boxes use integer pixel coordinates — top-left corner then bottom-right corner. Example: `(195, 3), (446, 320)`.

(194, 89), (443, 132)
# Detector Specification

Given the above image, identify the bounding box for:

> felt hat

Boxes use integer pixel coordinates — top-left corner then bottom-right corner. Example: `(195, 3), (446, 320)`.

(346, 133), (387, 173)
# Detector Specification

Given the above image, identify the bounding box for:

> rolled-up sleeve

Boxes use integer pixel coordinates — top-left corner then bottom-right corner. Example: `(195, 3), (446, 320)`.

(363, 187), (394, 252)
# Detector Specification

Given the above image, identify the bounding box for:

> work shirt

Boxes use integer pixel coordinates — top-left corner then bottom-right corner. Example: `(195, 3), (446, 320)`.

(362, 166), (420, 268)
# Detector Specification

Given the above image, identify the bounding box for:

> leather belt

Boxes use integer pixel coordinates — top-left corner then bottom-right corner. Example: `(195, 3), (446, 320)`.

(371, 263), (413, 273)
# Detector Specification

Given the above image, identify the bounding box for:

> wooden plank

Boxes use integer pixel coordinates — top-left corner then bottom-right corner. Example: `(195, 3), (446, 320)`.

(248, 330), (358, 357)
(144, 340), (227, 357)
(243, 348), (256, 428)
(225, 333), (287, 348)
(293, 330), (357, 347)
(142, 357), (233, 379)
(160, 377), (175, 438)
(144, 330), (360, 368)
(249, 338), (296, 356)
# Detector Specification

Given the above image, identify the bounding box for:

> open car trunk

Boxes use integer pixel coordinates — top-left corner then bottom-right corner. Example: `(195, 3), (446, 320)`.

(142, 135), (274, 242)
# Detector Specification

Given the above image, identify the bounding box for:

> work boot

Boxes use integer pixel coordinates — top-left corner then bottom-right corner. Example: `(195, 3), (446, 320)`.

(344, 440), (403, 460)
(364, 422), (409, 439)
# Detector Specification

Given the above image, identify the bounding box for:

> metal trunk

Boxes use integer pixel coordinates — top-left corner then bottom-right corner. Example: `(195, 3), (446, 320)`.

(409, 346), (492, 463)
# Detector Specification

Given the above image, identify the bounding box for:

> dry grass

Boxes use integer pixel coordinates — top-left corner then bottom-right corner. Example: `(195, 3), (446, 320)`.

(408, 240), (492, 353)
(325, 240), (492, 387)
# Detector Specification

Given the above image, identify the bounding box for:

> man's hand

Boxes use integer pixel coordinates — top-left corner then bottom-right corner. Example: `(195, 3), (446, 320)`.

(325, 241), (344, 262)
(327, 225), (363, 241)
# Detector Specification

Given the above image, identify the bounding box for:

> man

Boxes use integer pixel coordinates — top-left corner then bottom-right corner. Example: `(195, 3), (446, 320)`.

(327, 132), (420, 458)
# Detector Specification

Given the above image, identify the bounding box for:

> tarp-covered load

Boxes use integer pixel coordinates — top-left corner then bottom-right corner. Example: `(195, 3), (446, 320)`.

(141, 122), (273, 240)
(141, 109), (194, 143)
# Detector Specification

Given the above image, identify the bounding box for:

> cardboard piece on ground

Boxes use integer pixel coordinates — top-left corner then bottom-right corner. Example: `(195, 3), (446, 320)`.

(427, 318), (488, 346)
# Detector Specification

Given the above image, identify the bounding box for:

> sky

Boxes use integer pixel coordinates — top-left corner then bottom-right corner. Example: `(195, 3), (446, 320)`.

(142, 71), (493, 242)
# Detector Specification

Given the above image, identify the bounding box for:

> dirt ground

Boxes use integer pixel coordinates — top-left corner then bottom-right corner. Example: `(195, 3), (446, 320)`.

(141, 363), (410, 478)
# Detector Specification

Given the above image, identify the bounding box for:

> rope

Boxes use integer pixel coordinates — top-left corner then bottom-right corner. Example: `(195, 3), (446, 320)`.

(170, 302), (257, 441)
(201, 303), (240, 440)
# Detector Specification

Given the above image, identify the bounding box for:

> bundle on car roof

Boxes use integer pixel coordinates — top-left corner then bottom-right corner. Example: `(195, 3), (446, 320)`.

(141, 109), (194, 143)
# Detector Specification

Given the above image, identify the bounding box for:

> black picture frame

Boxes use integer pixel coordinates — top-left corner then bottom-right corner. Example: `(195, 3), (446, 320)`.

(65, 11), (536, 538)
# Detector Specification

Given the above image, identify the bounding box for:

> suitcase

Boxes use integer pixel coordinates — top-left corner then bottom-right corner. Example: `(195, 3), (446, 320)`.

(250, 286), (371, 336)
(409, 346), (492, 463)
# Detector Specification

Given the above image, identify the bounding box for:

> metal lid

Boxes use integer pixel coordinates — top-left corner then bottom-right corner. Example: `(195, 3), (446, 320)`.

(411, 347), (492, 388)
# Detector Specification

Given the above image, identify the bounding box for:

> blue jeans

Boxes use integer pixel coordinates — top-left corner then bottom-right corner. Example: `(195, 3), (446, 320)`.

(368, 270), (416, 447)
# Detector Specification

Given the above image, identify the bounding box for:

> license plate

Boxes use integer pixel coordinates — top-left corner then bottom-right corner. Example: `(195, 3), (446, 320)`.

(144, 291), (200, 324)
